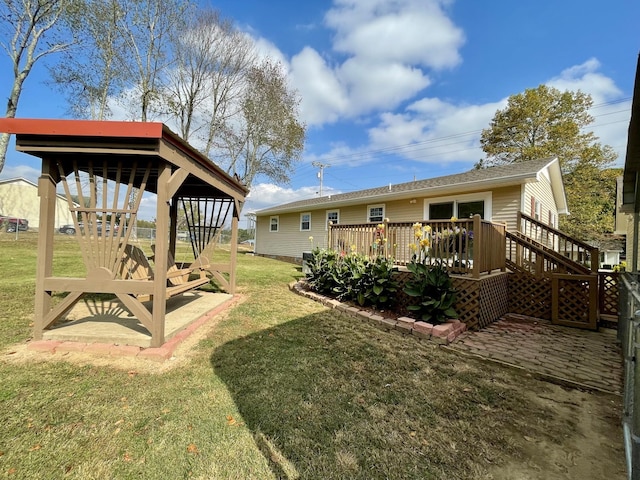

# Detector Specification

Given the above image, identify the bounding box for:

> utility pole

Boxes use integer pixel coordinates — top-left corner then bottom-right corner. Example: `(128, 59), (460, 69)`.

(312, 161), (330, 196)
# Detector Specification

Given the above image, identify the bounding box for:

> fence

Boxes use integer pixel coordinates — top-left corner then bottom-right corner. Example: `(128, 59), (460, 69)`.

(328, 215), (506, 278)
(50, 226), (234, 245)
(619, 273), (640, 480)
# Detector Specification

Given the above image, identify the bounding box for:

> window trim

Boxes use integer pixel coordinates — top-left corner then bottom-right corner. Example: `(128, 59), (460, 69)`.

(367, 203), (385, 223)
(300, 212), (311, 232)
(423, 192), (492, 220)
(269, 215), (279, 233)
(326, 209), (340, 231)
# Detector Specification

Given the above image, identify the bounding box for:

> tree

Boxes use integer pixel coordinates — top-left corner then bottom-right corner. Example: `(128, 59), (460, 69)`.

(117, 0), (187, 121)
(217, 59), (306, 187)
(49, 0), (128, 120)
(478, 84), (617, 241)
(164, 8), (254, 143)
(0, 0), (80, 173)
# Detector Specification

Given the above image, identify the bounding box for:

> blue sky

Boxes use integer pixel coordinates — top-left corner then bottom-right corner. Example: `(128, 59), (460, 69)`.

(1, 0), (639, 224)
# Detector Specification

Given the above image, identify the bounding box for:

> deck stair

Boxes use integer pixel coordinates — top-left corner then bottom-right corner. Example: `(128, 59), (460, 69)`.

(506, 212), (602, 330)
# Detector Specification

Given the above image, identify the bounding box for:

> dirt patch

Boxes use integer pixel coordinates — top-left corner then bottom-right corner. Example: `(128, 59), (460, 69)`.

(487, 383), (625, 479)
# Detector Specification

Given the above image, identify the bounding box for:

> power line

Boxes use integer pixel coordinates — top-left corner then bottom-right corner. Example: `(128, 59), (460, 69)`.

(300, 105), (631, 167)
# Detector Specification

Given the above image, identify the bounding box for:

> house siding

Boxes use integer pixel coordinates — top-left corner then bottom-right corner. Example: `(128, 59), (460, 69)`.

(523, 168), (559, 227)
(0, 179), (76, 230)
(255, 162), (565, 260)
(256, 187), (523, 258)
(491, 185), (521, 231)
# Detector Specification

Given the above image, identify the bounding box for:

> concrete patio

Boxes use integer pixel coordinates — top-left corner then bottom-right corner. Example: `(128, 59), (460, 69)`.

(40, 291), (233, 348)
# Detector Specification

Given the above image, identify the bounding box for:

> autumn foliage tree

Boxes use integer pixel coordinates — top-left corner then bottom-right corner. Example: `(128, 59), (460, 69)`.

(478, 84), (617, 241)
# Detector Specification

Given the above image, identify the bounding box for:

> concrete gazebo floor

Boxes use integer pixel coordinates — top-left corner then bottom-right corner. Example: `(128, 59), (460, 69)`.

(41, 291), (233, 348)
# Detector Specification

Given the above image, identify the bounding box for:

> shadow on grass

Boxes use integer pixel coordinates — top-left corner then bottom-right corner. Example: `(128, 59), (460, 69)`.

(211, 310), (562, 480)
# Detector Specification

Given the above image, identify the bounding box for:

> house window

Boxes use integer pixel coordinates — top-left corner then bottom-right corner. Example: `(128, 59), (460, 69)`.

(269, 216), (279, 232)
(300, 212), (311, 231)
(458, 201), (485, 219)
(368, 204), (385, 223)
(326, 210), (339, 230)
(429, 202), (454, 220)
(534, 200), (541, 221)
(429, 200), (485, 220)
(425, 192), (492, 221)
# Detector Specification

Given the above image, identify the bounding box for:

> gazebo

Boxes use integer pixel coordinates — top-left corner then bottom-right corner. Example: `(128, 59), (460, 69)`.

(0, 119), (248, 347)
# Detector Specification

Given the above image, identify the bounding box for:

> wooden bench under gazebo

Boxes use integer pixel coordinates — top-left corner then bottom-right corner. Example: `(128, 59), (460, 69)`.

(0, 118), (248, 347)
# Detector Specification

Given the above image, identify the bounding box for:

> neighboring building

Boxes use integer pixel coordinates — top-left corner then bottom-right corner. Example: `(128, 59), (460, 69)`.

(255, 158), (568, 263)
(0, 177), (76, 230)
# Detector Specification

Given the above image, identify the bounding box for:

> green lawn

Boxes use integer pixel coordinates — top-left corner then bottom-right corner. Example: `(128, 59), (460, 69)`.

(0, 231), (624, 479)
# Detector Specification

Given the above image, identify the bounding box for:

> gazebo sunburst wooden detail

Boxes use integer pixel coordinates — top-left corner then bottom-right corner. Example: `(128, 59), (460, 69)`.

(0, 119), (248, 347)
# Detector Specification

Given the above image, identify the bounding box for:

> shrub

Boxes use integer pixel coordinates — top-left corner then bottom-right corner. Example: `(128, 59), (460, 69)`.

(403, 260), (457, 324)
(355, 256), (398, 309)
(306, 249), (398, 310)
(306, 248), (340, 295)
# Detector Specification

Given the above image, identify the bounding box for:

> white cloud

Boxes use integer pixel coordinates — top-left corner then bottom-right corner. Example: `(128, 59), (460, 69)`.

(0, 163), (41, 182)
(290, 47), (348, 125)
(548, 58), (622, 104)
(361, 58), (630, 167)
(287, 0), (464, 126)
(326, 0), (463, 69)
(338, 58), (431, 114)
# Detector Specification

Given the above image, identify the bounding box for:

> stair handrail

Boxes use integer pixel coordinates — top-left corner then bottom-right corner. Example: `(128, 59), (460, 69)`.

(506, 230), (592, 276)
(517, 212), (599, 273)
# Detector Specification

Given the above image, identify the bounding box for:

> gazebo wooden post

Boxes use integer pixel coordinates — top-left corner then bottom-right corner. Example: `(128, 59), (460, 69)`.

(33, 158), (58, 340)
(229, 202), (240, 294)
(150, 162), (171, 347)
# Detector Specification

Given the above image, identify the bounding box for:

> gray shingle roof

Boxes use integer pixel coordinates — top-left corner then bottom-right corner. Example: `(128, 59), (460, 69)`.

(256, 157), (557, 215)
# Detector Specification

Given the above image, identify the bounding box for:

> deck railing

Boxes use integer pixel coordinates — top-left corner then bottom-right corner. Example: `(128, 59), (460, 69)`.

(328, 215), (506, 278)
(518, 212), (598, 273)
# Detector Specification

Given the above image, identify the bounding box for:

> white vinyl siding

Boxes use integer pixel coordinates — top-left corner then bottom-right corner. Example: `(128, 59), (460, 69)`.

(524, 172), (558, 227)
(491, 185), (521, 231)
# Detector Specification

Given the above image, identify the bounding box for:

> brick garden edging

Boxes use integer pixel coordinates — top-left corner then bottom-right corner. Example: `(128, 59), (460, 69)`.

(290, 280), (466, 345)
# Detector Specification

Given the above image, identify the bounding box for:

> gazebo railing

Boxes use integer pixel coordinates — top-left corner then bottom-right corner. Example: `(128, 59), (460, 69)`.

(328, 215), (506, 278)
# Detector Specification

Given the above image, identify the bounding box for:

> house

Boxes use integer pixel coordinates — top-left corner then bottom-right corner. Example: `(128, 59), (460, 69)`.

(0, 177), (77, 230)
(255, 157), (567, 263)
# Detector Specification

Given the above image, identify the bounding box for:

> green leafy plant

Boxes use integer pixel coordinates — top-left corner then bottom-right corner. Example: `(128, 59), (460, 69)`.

(330, 252), (366, 301)
(404, 260), (458, 324)
(306, 247), (340, 295)
(355, 256), (398, 309)
(306, 249), (398, 310)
